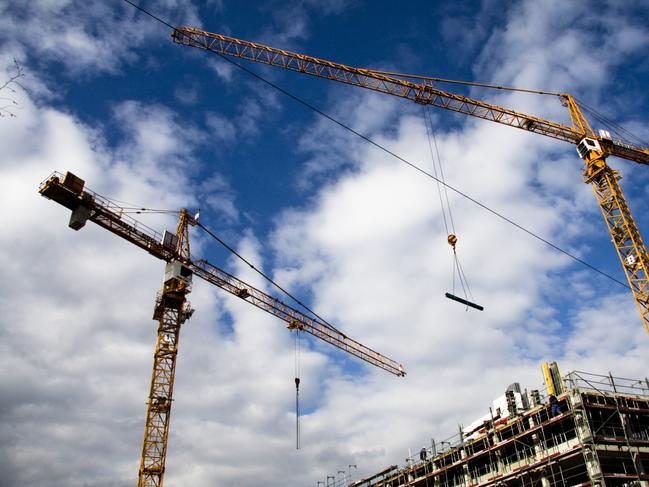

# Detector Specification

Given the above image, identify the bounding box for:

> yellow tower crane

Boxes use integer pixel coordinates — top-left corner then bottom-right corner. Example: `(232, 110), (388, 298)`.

(39, 171), (405, 487)
(172, 26), (649, 335)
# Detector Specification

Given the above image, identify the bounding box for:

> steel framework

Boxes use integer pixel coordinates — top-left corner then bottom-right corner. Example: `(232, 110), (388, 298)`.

(39, 171), (405, 487)
(349, 370), (649, 487)
(172, 26), (649, 335)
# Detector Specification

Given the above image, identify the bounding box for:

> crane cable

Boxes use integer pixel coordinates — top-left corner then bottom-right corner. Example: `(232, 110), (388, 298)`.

(94, 203), (336, 332)
(422, 105), (478, 308)
(423, 105), (455, 236)
(371, 69), (562, 97)
(195, 221), (348, 336)
(122, 0), (175, 29)
(121, 0), (633, 293)
(294, 328), (301, 450)
(122, 208), (179, 215)
(198, 49), (631, 291)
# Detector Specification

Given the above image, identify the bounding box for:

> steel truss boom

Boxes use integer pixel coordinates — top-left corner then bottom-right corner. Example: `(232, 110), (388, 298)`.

(171, 27), (649, 165)
(38, 171), (405, 377)
(39, 171), (404, 486)
(40, 173), (405, 376)
(190, 259), (403, 376)
(172, 26), (649, 335)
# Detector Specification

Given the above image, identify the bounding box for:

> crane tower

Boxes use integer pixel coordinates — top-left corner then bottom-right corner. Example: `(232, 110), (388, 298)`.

(39, 171), (404, 487)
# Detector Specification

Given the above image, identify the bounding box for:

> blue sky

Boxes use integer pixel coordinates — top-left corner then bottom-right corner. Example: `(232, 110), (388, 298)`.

(1, 1), (649, 486)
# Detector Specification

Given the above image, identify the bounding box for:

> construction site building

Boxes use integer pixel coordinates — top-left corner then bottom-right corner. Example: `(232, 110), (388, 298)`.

(350, 369), (649, 487)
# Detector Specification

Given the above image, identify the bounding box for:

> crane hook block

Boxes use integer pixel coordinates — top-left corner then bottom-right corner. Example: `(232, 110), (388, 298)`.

(445, 292), (484, 311)
(447, 234), (458, 248)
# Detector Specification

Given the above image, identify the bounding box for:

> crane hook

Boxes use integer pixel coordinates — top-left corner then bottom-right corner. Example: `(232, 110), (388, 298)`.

(295, 376), (301, 450)
(447, 234), (458, 249)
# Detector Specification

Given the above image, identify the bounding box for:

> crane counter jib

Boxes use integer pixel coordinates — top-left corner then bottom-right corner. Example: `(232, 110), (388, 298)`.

(37, 171), (406, 377)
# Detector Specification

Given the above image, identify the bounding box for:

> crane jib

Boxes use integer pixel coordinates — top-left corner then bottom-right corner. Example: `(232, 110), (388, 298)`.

(171, 27), (649, 164)
(189, 259), (406, 376)
(39, 171), (407, 375)
(172, 26), (649, 336)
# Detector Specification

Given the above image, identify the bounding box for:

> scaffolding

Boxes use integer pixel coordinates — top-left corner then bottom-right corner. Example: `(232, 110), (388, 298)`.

(349, 370), (649, 487)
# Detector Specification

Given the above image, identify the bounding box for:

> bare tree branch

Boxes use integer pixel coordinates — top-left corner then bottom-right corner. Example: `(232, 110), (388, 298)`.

(0, 59), (26, 118)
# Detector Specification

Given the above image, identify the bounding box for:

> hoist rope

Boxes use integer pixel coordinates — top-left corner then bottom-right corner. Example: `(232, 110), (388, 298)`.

(454, 251), (475, 303)
(294, 328), (301, 381)
(295, 380), (300, 449)
(422, 105), (451, 236)
(423, 105), (475, 304)
(122, 0), (633, 293)
(428, 110), (457, 236)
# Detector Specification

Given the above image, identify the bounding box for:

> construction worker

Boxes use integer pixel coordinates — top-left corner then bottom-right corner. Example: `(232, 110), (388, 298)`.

(549, 395), (561, 416)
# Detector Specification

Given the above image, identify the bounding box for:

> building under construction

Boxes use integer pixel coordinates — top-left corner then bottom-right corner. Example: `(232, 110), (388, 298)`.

(350, 366), (649, 487)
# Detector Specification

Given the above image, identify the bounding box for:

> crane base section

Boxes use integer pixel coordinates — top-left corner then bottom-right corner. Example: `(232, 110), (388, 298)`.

(445, 292), (484, 311)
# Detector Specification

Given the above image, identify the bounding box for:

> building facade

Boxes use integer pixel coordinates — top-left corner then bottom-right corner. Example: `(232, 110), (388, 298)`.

(350, 370), (649, 487)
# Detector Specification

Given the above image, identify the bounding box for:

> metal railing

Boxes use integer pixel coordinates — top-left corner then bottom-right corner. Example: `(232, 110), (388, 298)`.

(344, 369), (649, 487)
(40, 171), (167, 245)
(565, 370), (649, 398)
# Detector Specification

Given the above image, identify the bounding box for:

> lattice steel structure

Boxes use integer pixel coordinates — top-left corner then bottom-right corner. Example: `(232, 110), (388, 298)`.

(137, 282), (193, 487)
(584, 151), (649, 338)
(173, 26), (649, 335)
(39, 171), (404, 487)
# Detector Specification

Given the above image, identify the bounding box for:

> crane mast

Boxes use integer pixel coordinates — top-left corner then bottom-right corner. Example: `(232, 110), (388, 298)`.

(172, 26), (649, 335)
(39, 171), (404, 487)
(580, 141), (649, 334)
(137, 209), (195, 487)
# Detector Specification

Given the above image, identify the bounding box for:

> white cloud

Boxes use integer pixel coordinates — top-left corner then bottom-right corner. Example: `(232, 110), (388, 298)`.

(0, 55), (249, 487)
(0, 93), (170, 487)
(209, 87), (282, 140)
(0, 0), (213, 77)
(205, 112), (236, 142)
(197, 172), (240, 224)
(1, 1), (139, 75)
(257, 2), (309, 48)
(265, 0), (649, 482)
(2, 1), (649, 487)
(255, 0), (354, 51)
(304, 0), (352, 16)
(174, 85), (199, 105)
(207, 57), (236, 83)
(0, 46), (337, 486)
